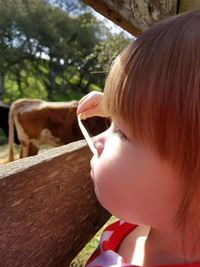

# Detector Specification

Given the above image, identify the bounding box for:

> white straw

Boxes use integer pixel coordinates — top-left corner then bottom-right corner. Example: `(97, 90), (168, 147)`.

(77, 115), (97, 156)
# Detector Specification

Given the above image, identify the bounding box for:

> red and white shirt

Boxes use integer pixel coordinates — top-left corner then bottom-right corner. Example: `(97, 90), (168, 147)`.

(85, 220), (200, 267)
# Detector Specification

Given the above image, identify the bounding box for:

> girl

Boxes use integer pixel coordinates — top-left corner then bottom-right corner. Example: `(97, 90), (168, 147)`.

(77, 9), (200, 267)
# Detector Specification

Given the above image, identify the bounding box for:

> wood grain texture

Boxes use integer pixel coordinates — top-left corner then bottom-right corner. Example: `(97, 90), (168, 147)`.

(83, 0), (178, 36)
(178, 0), (200, 13)
(0, 140), (110, 266)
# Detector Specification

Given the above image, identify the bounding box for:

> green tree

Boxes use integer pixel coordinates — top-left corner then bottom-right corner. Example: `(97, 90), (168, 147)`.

(46, 0), (88, 14)
(0, 0), (131, 103)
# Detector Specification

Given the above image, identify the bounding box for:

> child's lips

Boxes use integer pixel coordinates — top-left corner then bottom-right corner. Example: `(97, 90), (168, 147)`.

(90, 169), (94, 179)
(90, 157), (94, 169)
(90, 159), (94, 178)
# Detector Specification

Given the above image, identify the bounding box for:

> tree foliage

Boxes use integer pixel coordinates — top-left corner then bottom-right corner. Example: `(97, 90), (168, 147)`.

(0, 0), (131, 103)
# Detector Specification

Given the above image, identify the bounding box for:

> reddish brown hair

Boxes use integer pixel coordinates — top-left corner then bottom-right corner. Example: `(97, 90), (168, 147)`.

(103, 9), (200, 224)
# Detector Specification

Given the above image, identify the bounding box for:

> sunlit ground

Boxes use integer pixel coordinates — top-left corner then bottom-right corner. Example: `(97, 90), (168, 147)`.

(0, 143), (54, 165)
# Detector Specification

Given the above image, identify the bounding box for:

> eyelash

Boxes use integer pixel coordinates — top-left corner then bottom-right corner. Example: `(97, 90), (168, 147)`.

(112, 125), (128, 140)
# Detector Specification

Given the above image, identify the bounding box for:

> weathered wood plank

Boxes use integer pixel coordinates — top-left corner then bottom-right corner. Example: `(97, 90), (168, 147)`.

(178, 0), (200, 13)
(83, 0), (178, 36)
(0, 140), (110, 266)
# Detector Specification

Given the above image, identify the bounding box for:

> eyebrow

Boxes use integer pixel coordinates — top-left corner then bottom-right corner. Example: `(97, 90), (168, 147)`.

(77, 115), (97, 156)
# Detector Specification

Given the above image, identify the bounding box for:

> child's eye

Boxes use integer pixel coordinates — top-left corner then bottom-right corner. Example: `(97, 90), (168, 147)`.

(112, 124), (128, 140)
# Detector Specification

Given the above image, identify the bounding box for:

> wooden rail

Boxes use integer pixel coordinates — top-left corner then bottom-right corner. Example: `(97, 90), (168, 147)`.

(83, 0), (200, 36)
(0, 140), (110, 266)
(82, 0), (178, 36)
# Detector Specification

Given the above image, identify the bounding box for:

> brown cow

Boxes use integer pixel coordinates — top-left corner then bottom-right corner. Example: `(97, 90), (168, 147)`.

(8, 98), (108, 161)
(0, 102), (19, 145)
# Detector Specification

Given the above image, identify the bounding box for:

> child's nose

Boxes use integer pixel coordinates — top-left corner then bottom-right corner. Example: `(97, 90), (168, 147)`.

(92, 132), (106, 157)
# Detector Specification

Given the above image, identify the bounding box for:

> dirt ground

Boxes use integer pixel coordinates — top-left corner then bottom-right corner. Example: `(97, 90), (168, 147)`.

(0, 144), (53, 165)
(0, 144), (18, 164)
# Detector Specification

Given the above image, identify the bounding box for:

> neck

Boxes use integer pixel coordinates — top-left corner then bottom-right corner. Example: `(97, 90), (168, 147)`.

(144, 222), (200, 266)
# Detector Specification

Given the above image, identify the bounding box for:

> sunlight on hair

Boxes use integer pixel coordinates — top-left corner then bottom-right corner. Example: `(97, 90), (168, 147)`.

(78, 115), (98, 156)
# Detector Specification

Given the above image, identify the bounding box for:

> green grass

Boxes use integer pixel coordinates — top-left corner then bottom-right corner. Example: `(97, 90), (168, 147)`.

(70, 216), (117, 266)
(0, 130), (7, 145)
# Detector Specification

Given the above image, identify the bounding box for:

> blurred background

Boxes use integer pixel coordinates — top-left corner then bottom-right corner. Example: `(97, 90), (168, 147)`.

(0, 0), (132, 104)
(0, 0), (133, 161)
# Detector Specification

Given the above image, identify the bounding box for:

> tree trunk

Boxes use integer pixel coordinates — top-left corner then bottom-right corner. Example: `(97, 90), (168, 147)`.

(0, 73), (5, 101)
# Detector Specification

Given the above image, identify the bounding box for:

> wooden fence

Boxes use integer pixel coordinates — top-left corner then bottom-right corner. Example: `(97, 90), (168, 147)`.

(82, 0), (200, 36)
(0, 140), (110, 266)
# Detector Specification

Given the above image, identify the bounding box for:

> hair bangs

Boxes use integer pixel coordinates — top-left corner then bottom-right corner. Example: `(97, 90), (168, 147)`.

(103, 42), (183, 150)
(103, 40), (162, 146)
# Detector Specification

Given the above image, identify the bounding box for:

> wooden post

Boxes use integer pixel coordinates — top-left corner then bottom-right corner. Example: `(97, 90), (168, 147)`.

(178, 0), (200, 13)
(83, 0), (200, 36)
(82, 0), (177, 36)
(0, 140), (110, 266)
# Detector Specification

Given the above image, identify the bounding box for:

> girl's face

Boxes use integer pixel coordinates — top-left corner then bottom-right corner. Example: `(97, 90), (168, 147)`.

(90, 117), (181, 228)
